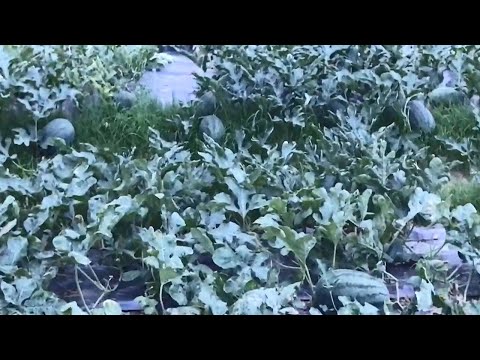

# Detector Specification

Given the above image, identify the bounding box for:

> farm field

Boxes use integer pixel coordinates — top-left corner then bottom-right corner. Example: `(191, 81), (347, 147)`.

(1, 45), (480, 315)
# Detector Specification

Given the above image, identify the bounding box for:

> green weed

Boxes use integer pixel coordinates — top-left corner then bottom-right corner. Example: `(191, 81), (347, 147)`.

(74, 96), (196, 157)
(439, 177), (480, 210)
(424, 104), (477, 173)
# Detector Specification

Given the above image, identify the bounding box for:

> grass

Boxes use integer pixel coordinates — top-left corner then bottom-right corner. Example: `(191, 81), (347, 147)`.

(0, 93), (262, 167)
(425, 104), (477, 174)
(425, 104), (480, 209)
(74, 96), (197, 158)
(431, 104), (477, 140)
(0, 95), (202, 175)
(439, 177), (480, 210)
(74, 91), (285, 158)
(73, 93), (309, 158)
(74, 97), (480, 212)
(3, 94), (480, 200)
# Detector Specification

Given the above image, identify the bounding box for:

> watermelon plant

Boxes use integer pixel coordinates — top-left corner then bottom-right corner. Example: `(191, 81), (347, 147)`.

(0, 45), (171, 126)
(1, 45), (480, 315)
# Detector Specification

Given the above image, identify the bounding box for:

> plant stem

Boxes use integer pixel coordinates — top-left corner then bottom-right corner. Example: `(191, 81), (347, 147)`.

(88, 264), (102, 285)
(76, 265), (123, 310)
(464, 268), (473, 300)
(77, 267), (105, 292)
(159, 283), (166, 315)
(92, 292), (108, 310)
(11, 161), (35, 174)
(447, 264), (463, 281)
(301, 262), (314, 292)
(329, 291), (338, 312)
(74, 265), (91, 315)
(332, 243), (338, 268)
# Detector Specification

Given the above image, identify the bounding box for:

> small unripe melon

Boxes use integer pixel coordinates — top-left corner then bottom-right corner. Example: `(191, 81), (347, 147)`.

(407, 100), (436, 133)
(199, 115), (225, 141)
(115, 90), (137, 110)
(428, 86), (465, 106)
(38, 118), (75, 149)
(196, 91), (217, 116)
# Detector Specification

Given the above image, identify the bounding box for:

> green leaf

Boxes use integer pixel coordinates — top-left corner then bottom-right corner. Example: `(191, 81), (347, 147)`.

(134, 296), (158, 315)
(33, 251), (55, 260)
(0, 219), (16, 238)
(0, 195), (17, 224)
(424, 157), (449, 189)
(159, 267), (177, 285)
(357, 189), (373, 220)
(251, 252), (271, 282)
(144, 256), (160, 269)
(0, 236), (28, 265)
(224, 177), (267, 220)
(97, 196), (141, 239)
(1, 281), (17, 305)
(53, 236), (72, 253)
(231, 290), (265, 315)
(208, 222), (246, 245)
(415, 280), (434, 312)
(138, 227), (193, 269)
(309, 308), (323, 315)
(103, 300), (123, 315)
(40, 194), (63, 210)
(228, 165), (247, 184)
(165, 306), (201, 315)
(60, 301), (88, 315)
(198, 284), (228, 315)
(122, 270), (142, 282)
(168, 212), (186, 235)
(212, 247), (240, 269)
(254, 214), (280, 229)
(401, 188), (445, 225)
(167, 281), (189, 306)
(190, 228), (214, 254)
(12, 127), (35, 147)
(0, 265), (18, 275)
(451, 204), (478, 229)
(223, 268), (253, 296)
(276, 226), (316, 266)
(68, 251), (91, 265)
(461, 300), (480, 315)
(23, 210), (49, 234)
(269, 197), (288, 215)
(65, 177), (97, 197)
(337, 297), (380, 315)
(14, 278), (37, 304)
(313, 184), (356, 245)
(231, 283), (299, 315)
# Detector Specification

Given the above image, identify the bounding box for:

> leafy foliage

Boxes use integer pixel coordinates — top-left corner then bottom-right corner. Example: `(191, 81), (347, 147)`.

(2, 45), (480, 315)
(0, 45), (170, 123)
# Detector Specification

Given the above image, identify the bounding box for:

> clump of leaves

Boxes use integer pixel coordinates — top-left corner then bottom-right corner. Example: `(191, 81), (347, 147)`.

(0, 45), (170, 122)
(196, 46), (480, 137)
(2, 45), (480, 315)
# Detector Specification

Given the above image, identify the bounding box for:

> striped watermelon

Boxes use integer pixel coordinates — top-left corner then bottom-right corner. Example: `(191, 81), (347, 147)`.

(313, 269), (390, 310)
(407, 100), (436, 133)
